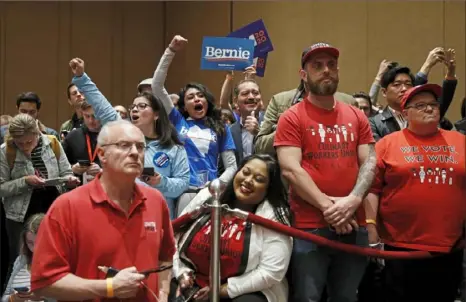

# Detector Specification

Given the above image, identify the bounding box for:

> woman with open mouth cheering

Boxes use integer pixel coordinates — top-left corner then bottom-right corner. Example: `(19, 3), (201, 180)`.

(69, 58), (190, 219)
(152, 35), (237, 216)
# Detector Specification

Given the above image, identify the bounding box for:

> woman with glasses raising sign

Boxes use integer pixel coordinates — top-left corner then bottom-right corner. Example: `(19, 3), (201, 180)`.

(69, 58), (190, 219)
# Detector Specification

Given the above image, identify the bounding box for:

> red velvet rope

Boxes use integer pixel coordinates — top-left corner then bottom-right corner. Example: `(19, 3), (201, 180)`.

(246, 213), (433, 259)
(172, 210), (434, 259)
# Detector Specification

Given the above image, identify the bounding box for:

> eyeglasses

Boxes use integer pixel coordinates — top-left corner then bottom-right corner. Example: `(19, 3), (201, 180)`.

(101, 141), (146, 152)
(405, 102), (440, 111)
(129, 103), (150, 111)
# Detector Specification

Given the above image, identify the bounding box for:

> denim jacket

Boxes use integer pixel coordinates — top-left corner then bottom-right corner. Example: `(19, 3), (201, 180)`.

(139, 140), (190, 218)
(0, 135), (73, 222)
(72, 73), (190, 217)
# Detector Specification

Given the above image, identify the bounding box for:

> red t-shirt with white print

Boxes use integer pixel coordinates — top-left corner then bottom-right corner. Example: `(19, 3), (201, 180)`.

(185, 216), (248, 288)
(370, 129), (466, 252)
(274, 99), (375, 228)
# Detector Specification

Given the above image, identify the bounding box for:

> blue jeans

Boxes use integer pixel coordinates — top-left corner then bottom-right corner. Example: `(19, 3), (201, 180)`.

(291, 227), (368, 302)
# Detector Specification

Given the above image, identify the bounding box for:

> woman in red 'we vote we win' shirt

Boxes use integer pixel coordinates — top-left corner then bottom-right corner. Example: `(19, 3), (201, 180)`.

(366, 84), (465, 302)
(171, 154), (292, 302)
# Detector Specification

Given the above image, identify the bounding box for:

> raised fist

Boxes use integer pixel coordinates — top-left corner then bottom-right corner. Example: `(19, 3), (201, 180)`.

(69, 58), (85, 77)
(244, 65), (257, 80)
(169, 35), (188, 52)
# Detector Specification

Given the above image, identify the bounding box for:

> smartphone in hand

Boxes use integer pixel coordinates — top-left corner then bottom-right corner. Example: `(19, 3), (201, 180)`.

(14, 287), (30, 293)
(142, 167), (155, 177)
(78, 159), (91, 167)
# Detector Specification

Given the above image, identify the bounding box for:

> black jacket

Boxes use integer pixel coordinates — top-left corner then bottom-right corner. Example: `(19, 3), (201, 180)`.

(62, 127), (100, 166)
(370, 78), (458, 141)
(454, 118), (466, 135)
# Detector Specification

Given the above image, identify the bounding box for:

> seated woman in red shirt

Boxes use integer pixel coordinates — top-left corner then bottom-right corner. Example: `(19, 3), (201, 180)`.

(366, 84), (465, 302)
(171, 154), (292, 302)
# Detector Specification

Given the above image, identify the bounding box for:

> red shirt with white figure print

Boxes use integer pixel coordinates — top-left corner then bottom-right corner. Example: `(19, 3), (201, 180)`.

(370, 129), (466, 252)
(274, 99), (375, 228)
(185, 216), (248, 288)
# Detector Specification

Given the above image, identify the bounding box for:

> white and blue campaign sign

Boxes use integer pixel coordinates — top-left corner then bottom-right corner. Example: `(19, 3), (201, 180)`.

(201, 37), (255, 71)
(228, 19), (274, 55)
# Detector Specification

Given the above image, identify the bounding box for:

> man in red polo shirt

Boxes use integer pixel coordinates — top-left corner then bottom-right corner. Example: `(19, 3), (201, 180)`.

(366, 84), (465, 301)
(31, 120), (175, 301)
(275, 43), (376, 302)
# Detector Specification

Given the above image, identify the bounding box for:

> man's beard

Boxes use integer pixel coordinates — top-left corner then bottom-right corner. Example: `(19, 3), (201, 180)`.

(307, 75), (339, 96)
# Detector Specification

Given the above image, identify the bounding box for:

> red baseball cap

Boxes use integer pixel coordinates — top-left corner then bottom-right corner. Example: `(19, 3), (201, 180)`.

(301, 43), (339, 67)
(400, 84), (442, 110)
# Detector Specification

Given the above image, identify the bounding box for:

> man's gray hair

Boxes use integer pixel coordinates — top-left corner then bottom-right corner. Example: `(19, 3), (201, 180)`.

(97, 119), (135, 146)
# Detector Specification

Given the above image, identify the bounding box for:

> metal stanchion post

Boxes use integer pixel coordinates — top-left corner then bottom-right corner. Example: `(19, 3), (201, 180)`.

(208, 179), (224, 302)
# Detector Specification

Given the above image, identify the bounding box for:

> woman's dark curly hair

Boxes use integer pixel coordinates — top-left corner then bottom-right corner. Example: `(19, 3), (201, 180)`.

(219, 154), (291, 226)
(178, 83), (225, 136)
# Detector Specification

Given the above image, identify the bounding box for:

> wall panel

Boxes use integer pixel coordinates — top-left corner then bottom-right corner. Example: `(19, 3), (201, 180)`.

(367, 1), (444, 107)
(306, 2), (368, 97)
(0, 1), (464, 129)
(232, 2), (313, 103)
(56, 2), (73, 127)
(0, 2), (5, 116)
(3, 2), (60, 129)
(164, 1), (231, 98)
(70, 2), (114, 106)
(233, 2), (367, 103)
(121, 1), (165, 107)
(444, 0), (465, 122)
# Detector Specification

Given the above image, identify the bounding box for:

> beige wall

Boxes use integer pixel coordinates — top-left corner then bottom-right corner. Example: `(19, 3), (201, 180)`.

(0, 2), (165, 130)
(1, 1), (465, 130)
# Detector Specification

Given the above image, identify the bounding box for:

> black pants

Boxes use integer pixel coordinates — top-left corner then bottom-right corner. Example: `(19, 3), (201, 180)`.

(357, 260), (384, 302)
(383, 244), (462, 302)
(168, 278), (267, 302)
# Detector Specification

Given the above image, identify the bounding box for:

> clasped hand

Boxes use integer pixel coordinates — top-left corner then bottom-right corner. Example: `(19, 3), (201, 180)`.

(323, 195), (362, 234)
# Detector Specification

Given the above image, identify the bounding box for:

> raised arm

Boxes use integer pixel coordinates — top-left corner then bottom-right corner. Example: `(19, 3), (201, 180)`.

(416, 47), (445, 85)
(69, 58), (120, 125)
(152, 35), (188, 115)
(219, 72), (234, 110)
(369, 60), (391, 106)
(439, 48), (457, 118)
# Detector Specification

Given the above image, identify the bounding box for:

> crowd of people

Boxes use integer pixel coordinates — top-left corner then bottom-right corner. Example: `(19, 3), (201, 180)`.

(0, 34), (465, 302)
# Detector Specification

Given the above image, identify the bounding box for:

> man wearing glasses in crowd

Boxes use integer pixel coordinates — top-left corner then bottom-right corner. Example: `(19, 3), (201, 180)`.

(30, 120), (175, 302)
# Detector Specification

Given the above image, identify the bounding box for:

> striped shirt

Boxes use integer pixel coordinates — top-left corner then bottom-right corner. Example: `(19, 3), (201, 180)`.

(31, 138), (48, 179)
(10, 267), (31, 290)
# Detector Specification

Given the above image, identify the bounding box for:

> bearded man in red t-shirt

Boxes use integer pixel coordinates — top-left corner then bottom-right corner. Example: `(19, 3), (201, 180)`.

(366, 83), (465, 302)
(274, 43), (377, 302)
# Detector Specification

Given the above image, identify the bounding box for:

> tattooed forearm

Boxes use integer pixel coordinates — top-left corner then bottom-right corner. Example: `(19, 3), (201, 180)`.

(351, 144), (377, 199)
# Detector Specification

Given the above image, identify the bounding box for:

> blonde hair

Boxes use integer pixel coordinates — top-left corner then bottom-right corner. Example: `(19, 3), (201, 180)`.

(5, 114), (40, 146)
(21, 213), (45, 264)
